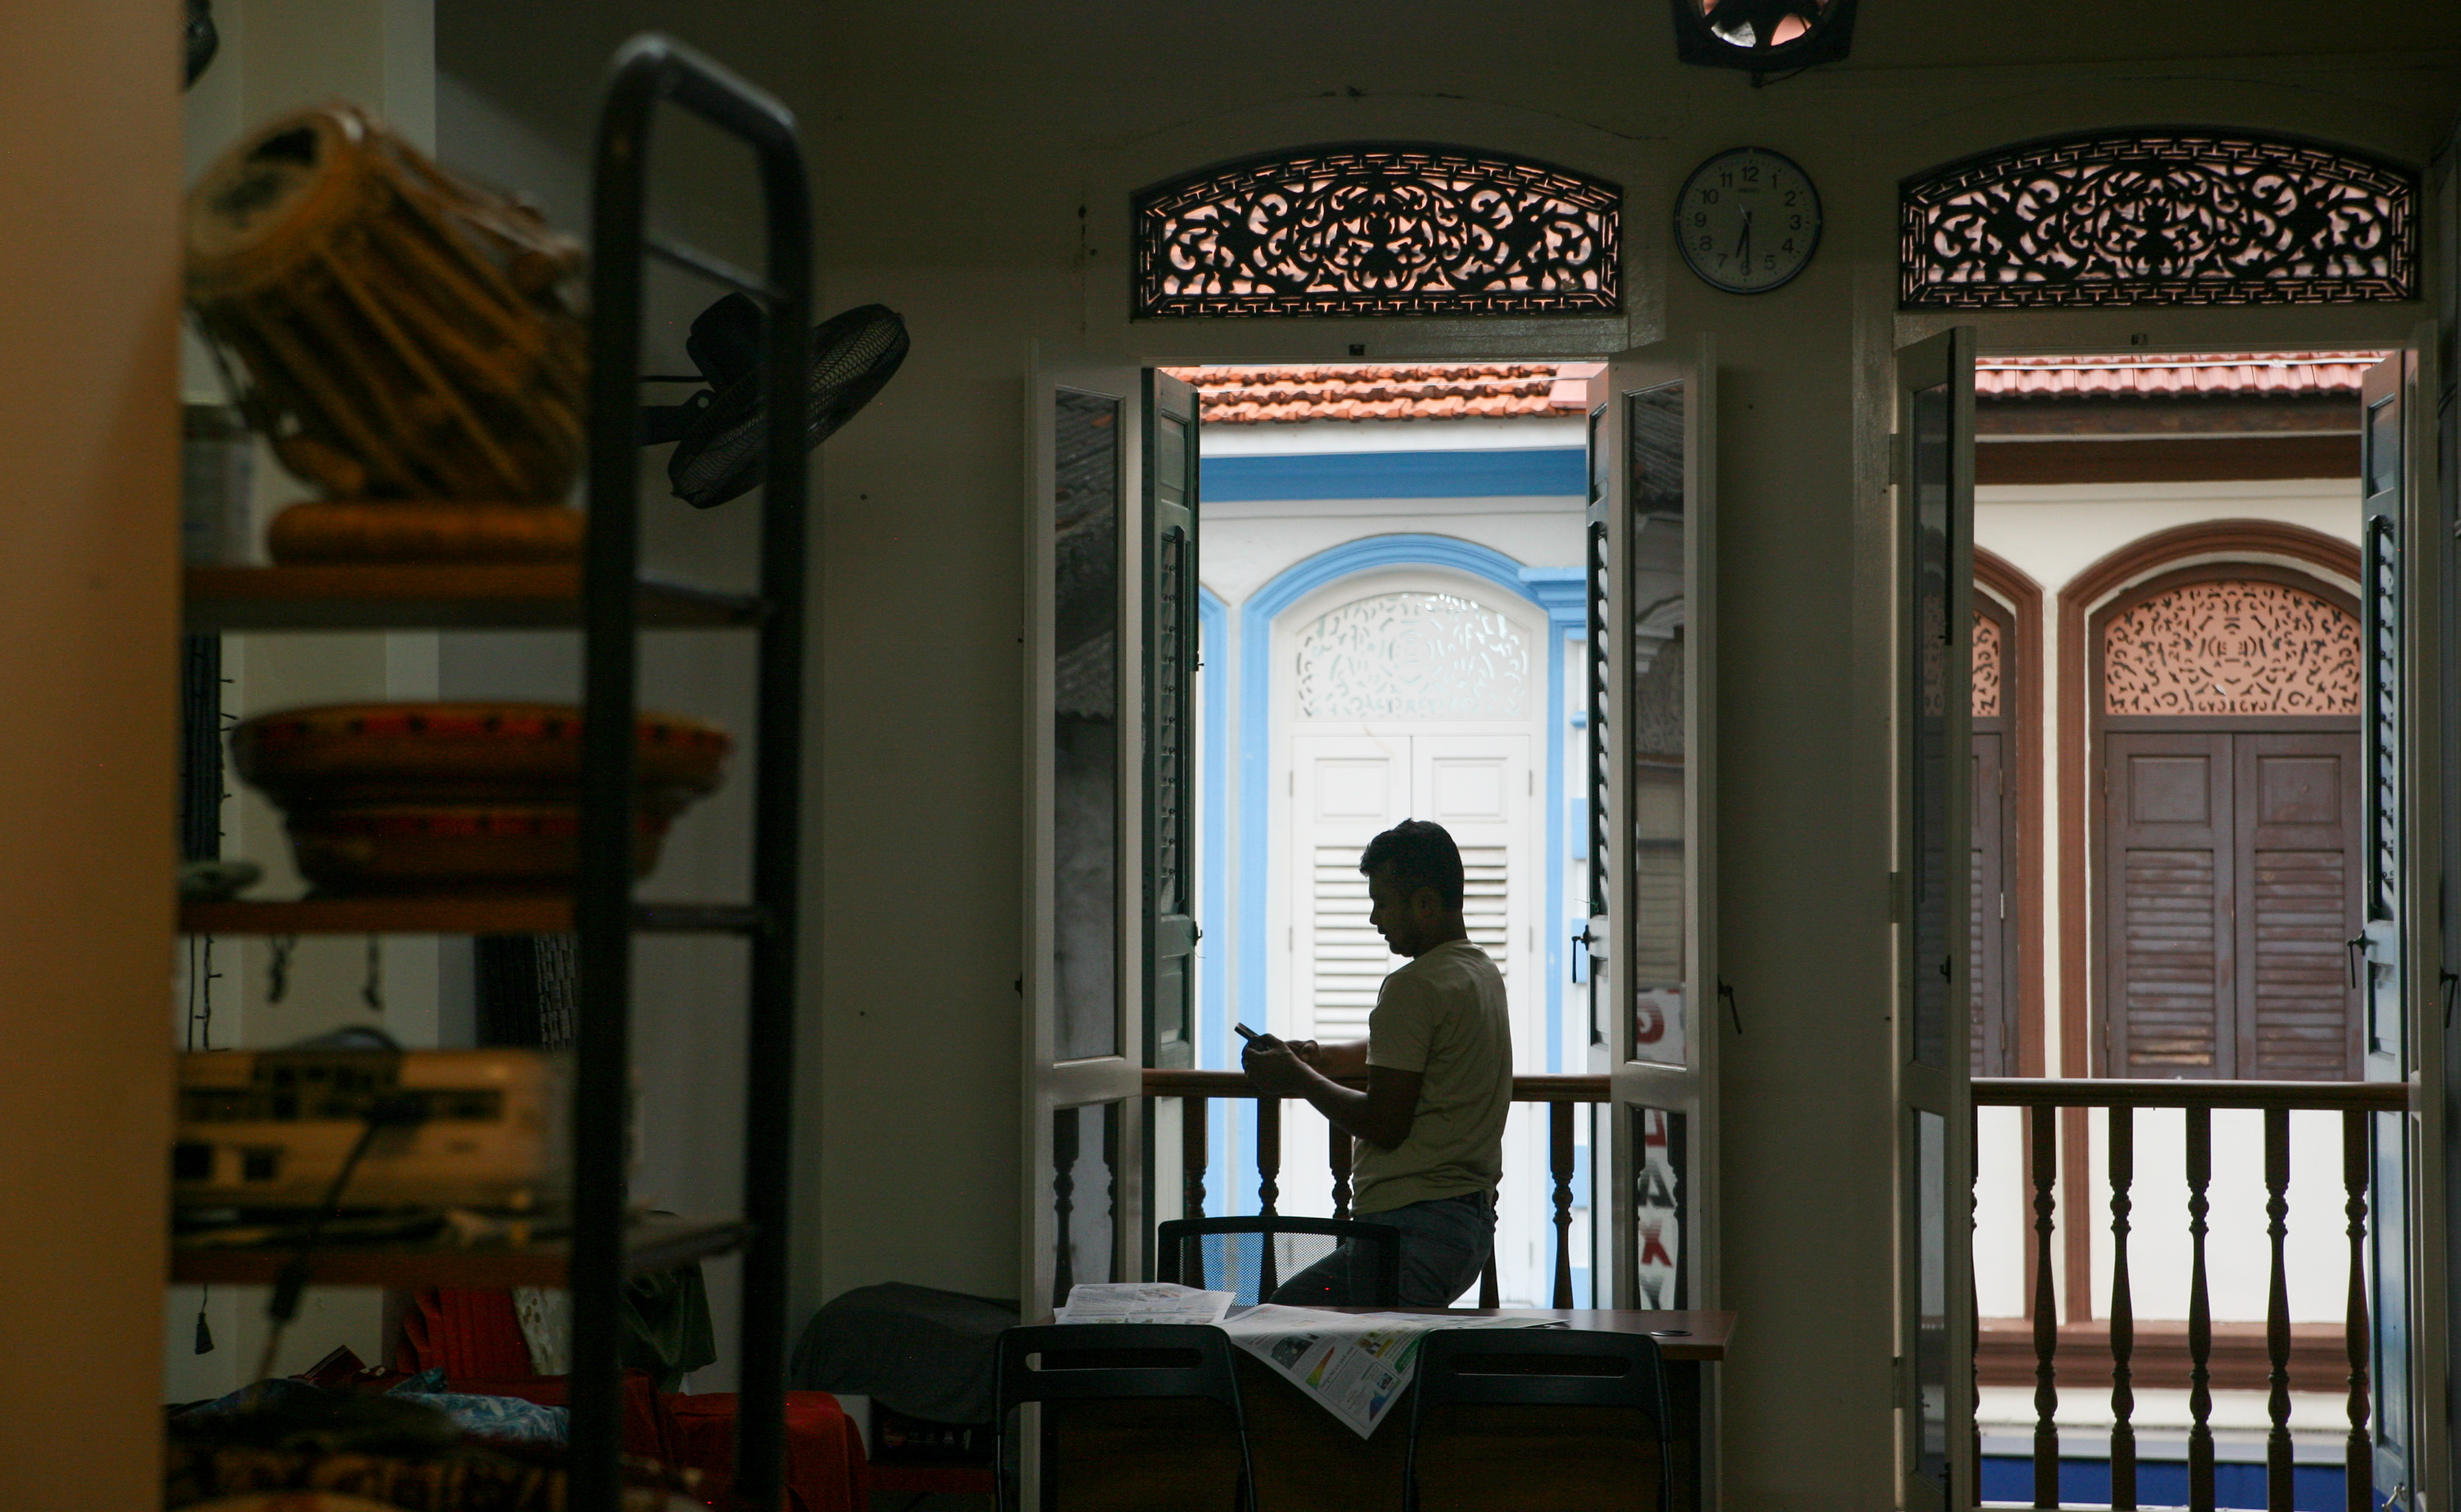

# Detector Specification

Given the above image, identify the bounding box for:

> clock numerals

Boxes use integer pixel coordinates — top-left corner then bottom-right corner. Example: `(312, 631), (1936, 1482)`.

(1676, 148), (1820, 294)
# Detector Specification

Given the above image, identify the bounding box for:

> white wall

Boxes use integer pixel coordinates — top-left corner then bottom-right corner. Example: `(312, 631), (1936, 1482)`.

(802, 24), (2453, 1510)
(417, 4), (2460, 1505)
(1978, 477), (2361, 601)
(1203, 502), (1584, 607)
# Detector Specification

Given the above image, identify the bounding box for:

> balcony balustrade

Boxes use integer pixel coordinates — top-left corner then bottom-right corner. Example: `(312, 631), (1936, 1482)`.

(1972, 1077), (2402, 1512)
(1143, 1069), (1607, 1309)
(1141, 1070), (2398, 1512)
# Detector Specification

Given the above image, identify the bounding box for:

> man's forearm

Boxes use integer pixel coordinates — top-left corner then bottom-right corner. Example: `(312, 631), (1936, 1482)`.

(1291, 1064), (1401, 1148)
(1305, 1038), (1373, 1078)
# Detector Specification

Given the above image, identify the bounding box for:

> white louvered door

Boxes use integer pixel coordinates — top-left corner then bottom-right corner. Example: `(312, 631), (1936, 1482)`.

(1284, 729), (1540, 1300)
(1290, 733), (1534, 1046)
(1291, 734), (1411, 1050)
(1412, 734), (1543, 1304)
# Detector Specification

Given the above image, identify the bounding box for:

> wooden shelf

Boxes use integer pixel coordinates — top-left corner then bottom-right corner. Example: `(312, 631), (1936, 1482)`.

(169, 1215), (750, 1289)
(185, 564), (765, 632)
(181, 898), (768, 935)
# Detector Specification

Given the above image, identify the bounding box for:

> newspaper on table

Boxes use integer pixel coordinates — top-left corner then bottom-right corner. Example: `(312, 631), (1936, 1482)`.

(1220, 1304), (1565, 1439)
(1054, 1281), (1236, 1325)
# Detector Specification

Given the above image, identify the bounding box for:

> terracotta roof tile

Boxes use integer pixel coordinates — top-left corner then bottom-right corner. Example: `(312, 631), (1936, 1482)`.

(1974, 352), (2388, 399)
(1166, 363), (1598, 424)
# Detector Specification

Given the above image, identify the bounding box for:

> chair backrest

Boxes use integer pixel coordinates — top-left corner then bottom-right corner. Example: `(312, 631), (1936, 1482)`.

(995, 1322), (1244, 1414)
(991, 1324), (1252, 1512)
(1405, 1327), (1672, 1512)
(1153, 1216), (1404, 1307)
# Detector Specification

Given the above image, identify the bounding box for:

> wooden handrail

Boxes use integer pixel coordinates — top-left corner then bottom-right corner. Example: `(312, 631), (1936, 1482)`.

(1973, 1076), (2405, 1113)
(1143, 1068), (1611, 1102)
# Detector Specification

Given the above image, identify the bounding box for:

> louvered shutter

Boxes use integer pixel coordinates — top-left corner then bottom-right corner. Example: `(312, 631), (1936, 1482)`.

(2103, 732), (2235, 1077)
(1144, 370), (1200, 1069)
(1458, 844), (1511, 973)
(1970, 732), (2006, 1076)
(2234, 731), (2364, 1079)
(1309, 846), (1387, 1038)
(1311, 842), (1512, 1038)
(1292, 738), (1408, 1044)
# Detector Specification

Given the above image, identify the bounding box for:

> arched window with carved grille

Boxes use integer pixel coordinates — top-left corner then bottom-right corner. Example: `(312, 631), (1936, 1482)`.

(2091, 564), (2363, 1080)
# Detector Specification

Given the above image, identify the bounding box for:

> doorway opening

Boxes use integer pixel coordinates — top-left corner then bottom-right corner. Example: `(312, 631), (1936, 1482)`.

(1170, 361), (1600, 1308)
(1965, 348), (2394, 1507)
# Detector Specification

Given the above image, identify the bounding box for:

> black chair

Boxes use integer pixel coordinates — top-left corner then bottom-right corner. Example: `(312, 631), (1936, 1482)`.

(1155, 1215), (1404, 1307)
(1404, 1327), (1673, 1512)
(991, 1322), (1255, 1512)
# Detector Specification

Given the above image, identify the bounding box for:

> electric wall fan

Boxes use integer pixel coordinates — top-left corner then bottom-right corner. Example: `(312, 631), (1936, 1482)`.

(641, 294), (910, 509)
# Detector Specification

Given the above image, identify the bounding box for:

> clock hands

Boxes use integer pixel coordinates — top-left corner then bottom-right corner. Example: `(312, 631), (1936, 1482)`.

(1734, 208), (1753, 273)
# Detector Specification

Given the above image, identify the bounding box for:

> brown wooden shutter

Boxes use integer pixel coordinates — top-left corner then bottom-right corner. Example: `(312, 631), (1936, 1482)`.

(2234, 729), (2363, 1079)
(2104, 732), (2234, 1077)
(1970, 730), (2006, 1076)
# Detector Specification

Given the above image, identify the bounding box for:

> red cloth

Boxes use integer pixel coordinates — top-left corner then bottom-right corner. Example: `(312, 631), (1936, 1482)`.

(396, 1287), (536, 1380)
(660, 1391), (868, 1512)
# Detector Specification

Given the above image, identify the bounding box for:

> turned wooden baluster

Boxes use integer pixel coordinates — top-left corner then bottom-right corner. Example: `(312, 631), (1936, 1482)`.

(1329, 1122), (1352, 1221)
(1551, 1102), (1578, 1309)
(1182, 1095), (1209, 1219)
(2188, 1105), (2216, 1512)
(2031, 1101), (2059, 1510)
(2110, 1104), (2137, 1510)
(1972, 1105), (1984, 1485)
(2266, 1108), (2294, 1511)
(2344, 1109), (2373, 1512)
(1051, 1110), (1079, 1310)
(1256, 1095), (1281, 1216)
(1256, 1096), (1282, 1297)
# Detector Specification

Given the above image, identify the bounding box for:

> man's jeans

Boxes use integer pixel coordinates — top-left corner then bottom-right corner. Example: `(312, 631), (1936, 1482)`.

(1268, 1191), (1495, 1308)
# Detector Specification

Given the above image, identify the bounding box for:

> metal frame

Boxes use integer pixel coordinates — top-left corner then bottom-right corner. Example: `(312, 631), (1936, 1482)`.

(572, 35), (812, 1512)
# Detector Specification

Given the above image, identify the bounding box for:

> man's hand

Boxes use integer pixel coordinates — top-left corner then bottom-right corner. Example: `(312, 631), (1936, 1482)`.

(1243, 1034), (1423, 1150)
(1241, 1033), (1316, 1097)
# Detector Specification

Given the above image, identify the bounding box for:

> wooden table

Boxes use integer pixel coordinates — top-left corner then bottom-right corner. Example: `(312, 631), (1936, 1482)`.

(1037, 1308), (1734, 1512)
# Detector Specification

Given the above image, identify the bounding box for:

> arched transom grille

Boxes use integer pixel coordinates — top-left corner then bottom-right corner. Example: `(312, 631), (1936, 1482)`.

(2103, 579), (2359, 716)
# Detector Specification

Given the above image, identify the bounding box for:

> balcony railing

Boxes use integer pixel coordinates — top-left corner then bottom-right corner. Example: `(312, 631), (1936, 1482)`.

(1144, 1070), (2399, 1511)
(1143, 1069), (1609, 1309)
(1970, 1076), (2405, 1512)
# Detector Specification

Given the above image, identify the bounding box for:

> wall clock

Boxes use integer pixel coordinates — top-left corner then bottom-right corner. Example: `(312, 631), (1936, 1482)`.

(1675, 147), (1821, 293)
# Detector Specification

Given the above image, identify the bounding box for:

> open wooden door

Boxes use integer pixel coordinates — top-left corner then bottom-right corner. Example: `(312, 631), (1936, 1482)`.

(1894, 327), (1975, 1512)
(2360, 339), (2446, 1512)
(1584, 334), (1718, 1371)
(1024, 347), (1147, 1320)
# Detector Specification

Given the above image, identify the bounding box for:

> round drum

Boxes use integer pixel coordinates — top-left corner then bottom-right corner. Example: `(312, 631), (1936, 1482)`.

(186, 104), (586, 505)
(231, 703), (730, 895)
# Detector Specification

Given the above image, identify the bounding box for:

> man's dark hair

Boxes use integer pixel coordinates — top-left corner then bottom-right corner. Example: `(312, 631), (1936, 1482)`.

(1359, 818), (1464, 910)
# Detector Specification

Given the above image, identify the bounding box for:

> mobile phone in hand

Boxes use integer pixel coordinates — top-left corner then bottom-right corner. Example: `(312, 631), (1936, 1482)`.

(1234, 1023), (1262, 1044)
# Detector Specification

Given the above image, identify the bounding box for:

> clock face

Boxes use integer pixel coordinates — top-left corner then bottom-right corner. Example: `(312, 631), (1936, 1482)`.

(1675, 148), (1821, 294)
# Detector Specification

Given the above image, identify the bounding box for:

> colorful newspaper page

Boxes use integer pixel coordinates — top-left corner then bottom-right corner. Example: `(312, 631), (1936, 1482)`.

(1054, 1281), (1236, 1325)
(1220, 1305), (1563, 1439)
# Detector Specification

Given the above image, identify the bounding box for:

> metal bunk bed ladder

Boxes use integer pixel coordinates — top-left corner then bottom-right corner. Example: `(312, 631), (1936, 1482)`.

(574, 34), (811, 1512)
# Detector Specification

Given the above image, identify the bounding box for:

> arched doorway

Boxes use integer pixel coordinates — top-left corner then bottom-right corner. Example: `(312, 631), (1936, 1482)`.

(1267, 564), (1556, 1304)
(2052, 519), (2366, 1082)
(2090, 565), (2364, 1079)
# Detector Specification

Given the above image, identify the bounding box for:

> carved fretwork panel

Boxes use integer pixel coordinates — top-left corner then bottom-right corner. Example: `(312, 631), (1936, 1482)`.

(2102, 579), (2359, 716)
(1902, 131), (2416, 309)
(1972, 611), (2003, 719)
(1295, 591), (1531, 720)
(1135, 145), (1620, 319)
